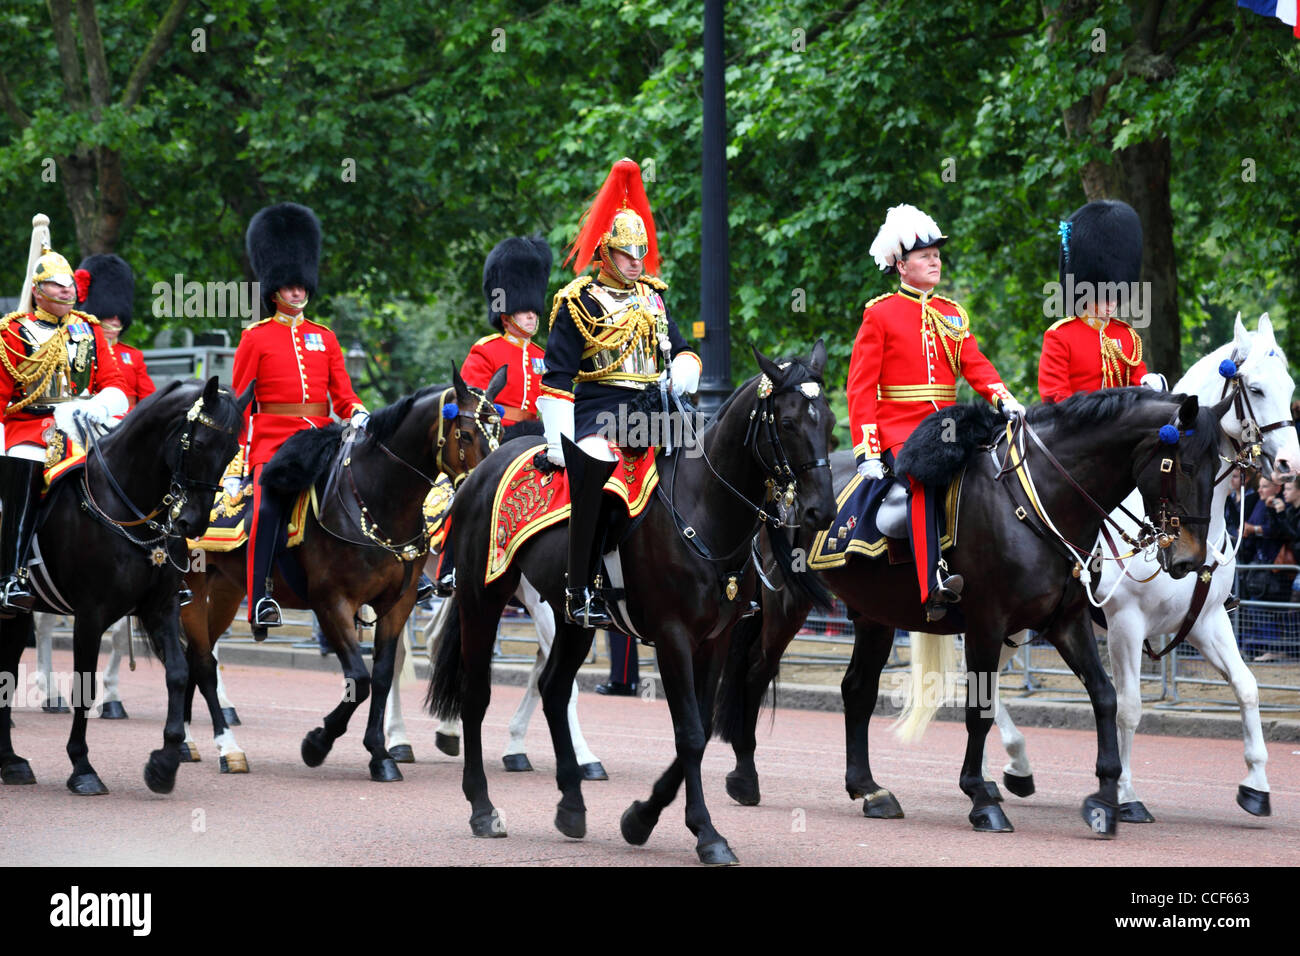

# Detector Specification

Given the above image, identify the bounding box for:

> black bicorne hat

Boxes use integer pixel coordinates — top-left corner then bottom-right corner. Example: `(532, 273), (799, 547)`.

(482, 236), (552, 332)
(76, 253), (135, 332)
(246, 203), (322, 316)
(1059, 199), (1143, 289)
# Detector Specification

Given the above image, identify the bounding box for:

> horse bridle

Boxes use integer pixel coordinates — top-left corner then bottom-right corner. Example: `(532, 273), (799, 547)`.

(323, 384), (502, 560)
(1216, 354), (1293, 480)
(80, 395), (235, 567)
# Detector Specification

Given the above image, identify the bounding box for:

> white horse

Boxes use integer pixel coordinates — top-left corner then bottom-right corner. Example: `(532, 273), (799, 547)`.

(982, 314), (1298, 820)
(385, 574), (607, 779)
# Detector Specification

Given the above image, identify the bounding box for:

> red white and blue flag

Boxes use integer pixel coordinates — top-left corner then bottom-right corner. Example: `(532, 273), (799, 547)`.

(1238, 0), (1300, 38)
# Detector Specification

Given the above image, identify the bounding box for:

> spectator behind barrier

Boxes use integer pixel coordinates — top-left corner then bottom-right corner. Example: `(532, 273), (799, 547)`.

(1225, 470), (1259, 543)
(1239, 473), (1296, 602)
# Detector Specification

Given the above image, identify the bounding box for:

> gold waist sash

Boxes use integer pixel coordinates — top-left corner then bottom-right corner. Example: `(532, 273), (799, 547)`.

(877, 384), (957, 403)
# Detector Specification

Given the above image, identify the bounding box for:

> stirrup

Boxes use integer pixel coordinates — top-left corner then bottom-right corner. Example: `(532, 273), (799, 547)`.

(0, 575), (34, 614)
(178, 586), (194, 607)
(253, 596), (282, 628)
(565, 587), (612, 629)
(431, 571), (454, 599)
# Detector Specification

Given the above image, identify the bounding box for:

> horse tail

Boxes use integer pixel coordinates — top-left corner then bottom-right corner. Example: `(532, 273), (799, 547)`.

(425, 595), (465, 721)
(714, 606), (766, 743)
(892, 631), (959, 743)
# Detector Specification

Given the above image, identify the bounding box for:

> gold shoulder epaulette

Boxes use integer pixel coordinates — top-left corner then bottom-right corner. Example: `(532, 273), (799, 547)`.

(0, 310), (24, 333)
(69, 309), (99, 325)
(1046, 317), (1074, 333)
(862, 291), (893, 312)
(549, 275), (593, 330)
(472, 333), (502, 347)
(640, 275), (667, 291)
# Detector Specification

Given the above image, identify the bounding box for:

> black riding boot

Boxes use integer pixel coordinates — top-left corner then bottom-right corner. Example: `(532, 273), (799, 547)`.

(563, 436), (617, 629)
(432, 529), (455, 599)
(249, 489), (285, 639)
(0, 458), (42, 616)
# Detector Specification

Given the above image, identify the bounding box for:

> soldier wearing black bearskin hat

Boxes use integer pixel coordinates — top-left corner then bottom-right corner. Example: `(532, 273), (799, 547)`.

(232, 203), (368, 636)
(75, 254), (156, 408)
(1039, 199), (1165, 403)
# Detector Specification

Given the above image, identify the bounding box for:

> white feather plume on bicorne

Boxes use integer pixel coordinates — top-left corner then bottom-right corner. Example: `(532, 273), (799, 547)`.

(868, 204), (944, 272)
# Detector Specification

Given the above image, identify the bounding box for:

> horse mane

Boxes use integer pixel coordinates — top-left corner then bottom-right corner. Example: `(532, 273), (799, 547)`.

(368, 383), (447, 445)
(1031, 387), (1220, 467)
(708, 353), (825, 427)
(103, 380), (243, 473)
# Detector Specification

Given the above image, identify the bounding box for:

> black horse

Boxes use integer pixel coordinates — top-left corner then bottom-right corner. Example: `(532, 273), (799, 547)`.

(182, 367), (506, 780)
(717, 389), (1230, 835)
(0, 377), (250, 795)
(428, 344), (836, 865)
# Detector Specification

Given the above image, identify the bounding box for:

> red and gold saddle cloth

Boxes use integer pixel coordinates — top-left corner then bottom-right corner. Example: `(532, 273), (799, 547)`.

(485, 441), (657, 584)
(187, 450), (314, 552)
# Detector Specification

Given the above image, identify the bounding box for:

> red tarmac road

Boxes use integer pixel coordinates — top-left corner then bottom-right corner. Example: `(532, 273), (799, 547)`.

(2, 650), (1298, 867)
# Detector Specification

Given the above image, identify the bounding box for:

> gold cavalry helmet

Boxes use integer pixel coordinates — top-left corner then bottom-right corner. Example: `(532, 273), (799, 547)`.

(564, 158), (660, 276)
(32, 251), (76, 289)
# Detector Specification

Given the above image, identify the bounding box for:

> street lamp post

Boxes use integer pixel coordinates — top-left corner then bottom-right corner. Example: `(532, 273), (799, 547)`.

(697, 0), (731, 420)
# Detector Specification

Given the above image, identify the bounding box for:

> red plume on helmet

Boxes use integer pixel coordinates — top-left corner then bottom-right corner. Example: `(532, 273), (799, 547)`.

(564, 158), (659, 276)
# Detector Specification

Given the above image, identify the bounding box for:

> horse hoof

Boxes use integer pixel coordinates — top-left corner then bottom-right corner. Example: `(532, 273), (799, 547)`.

(725, 769), (760, 806)
(863, 788), (905, 819)
(219, 753), (249, 774)
(581, 761), (608, 782)
(178, 742), (201, 763)
(389, 744), (415, 764)
(697, 840), (740, 866)
(555, 805), (586, 839)
(67, 772), (109, 796)
(619, 801), (657, 846)
(502, 753), (533, 772)
(301, 728), (331, 768)
(969, 804), (1014, 832)
(43, 699), (70, 714)
(2, 758), (36, 785)
(1236, 786), (1271, 817)
(221, 707), (241, 727)
(369, 757), (403, 782)
(982, 780), (1004, 803)
(1003, 772), (1035, 798)
(98, 700), (128, 720)
(1119, 801), (1155, 824)
(435, 732), (460, 757)
(470, 808), (507, 838)
(144, 749), (179, 794)
(1081, 795), (1119, 838)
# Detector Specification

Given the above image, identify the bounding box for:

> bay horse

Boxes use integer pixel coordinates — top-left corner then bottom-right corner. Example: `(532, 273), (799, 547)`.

(0, 377), (250, 794)
(718, 388), (1230, 836)
(982, 315), (1298, 821)
(180, 367), (506, 779)
(428, 343), (835, 865)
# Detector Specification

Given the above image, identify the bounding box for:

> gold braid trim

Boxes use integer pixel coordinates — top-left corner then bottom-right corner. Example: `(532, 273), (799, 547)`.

(924, 299), (968, 378)
(548, 276), (593, 330)
(0, 311), (75, 414)
(550, 277), (660, 385)
(1101, 324), (1143, 387)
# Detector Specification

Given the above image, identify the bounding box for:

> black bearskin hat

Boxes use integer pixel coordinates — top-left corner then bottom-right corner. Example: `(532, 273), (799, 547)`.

(482, 236), (552, 331)
(75, 253), (135, 332)
(1059, 199), (1143, 289)
(246, 203), (322, 316)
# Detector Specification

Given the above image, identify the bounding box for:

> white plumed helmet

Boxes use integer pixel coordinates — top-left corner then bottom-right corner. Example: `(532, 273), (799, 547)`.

(868, 204), (948, 273)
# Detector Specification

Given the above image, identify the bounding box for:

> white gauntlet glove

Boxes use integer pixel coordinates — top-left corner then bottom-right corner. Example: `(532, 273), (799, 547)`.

(998, 396), (1026, 419)
(1140, 373), (1167, 392)
(536, 395), (574, 468)
(349, 409), (370, 431)
(669, 353), (701, 398)
(223, 476), (243, 498)
(857, 459), (885, 481)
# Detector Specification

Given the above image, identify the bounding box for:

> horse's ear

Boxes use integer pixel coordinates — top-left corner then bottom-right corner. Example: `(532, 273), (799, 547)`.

(1257, 312), (1275, 345)
(750, 344), (783, 386)
(1178, 394), (1200, 429)
(1233, 312), (1251, 356)
(237, 379), (256, 413)
(202, 375), (220, 405)
(486, 364), (509, 402)
(809, 339), (827, 377)
(452, 363), (468, 397)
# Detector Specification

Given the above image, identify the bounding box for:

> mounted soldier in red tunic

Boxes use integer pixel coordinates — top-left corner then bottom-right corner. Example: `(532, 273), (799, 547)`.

(0, 215), (128, 615)
(75, 254), (156, 409)
(847, 204), (1024, 622)
(1039, 199), (1166, 403)
(232, 203), (368, 637)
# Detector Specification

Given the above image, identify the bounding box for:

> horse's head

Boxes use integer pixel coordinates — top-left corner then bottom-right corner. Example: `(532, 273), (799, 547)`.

(750, 340), (837, 534)
(165, 376), (251, 539)
(1217, 313), (1300, 479)
(439, 364), (508, 484)
(1131, 393), (1226, 578)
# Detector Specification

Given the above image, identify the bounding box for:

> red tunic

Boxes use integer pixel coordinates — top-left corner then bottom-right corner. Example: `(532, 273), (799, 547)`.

(0, 311), (127, 450)
(107, 341), (156, 408)
(847, 286), (1013, 459)
(232, 314), (365, 469)
(1038, 316), (1148, 403)
(460, 332), (545, 421)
